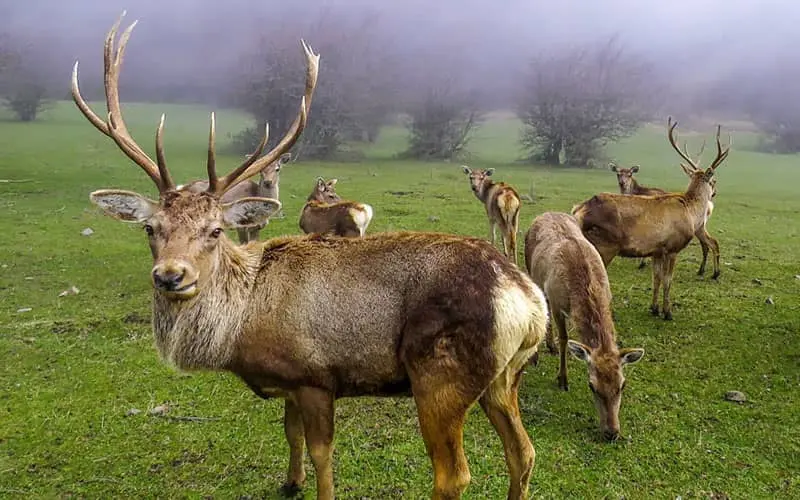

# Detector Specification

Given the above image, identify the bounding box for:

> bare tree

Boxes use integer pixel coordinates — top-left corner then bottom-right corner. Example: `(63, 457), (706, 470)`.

(229, 10), (397, 159)
(518, 37), (655, 167)
(0, 34), (56, 121)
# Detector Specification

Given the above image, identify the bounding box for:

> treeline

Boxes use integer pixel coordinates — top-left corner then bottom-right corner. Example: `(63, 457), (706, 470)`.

(2, 11), (799, 164)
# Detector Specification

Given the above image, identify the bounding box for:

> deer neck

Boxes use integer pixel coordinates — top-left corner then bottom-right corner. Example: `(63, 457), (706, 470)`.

(152, 239), (259, 371)
(476, 179), (496, 203)
(683, 180), (714, 225)
(569, 276), (616, 351)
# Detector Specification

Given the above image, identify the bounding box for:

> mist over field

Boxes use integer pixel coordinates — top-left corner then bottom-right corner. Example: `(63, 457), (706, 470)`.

(1, 0), (796, 106)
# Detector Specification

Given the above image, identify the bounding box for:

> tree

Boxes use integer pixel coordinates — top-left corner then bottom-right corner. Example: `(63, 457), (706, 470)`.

(228, 10), (398, 160)
(518, 37), (655, 167)
(402, 81), (482, 161)
(0, 34), (55, 122)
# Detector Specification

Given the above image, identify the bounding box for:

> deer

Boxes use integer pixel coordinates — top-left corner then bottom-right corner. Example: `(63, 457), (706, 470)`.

(571, 117), (731, 320)
(299, 177), (373, 238)
(462, 166), (521, 265)
(523, 212), (644, 441)
(178, 152), (292, 244)
(73, 14), (549, 500)
(609, 161), (720, 278)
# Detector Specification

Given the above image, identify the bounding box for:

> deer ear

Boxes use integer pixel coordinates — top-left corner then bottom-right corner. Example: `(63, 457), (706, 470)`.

(567, 340), (591, 362)
(315, 177), (325, 189)
(631, 165), (640, 173)
(280, 152), (292, 164)
(609, 163), (618, 172)
(327, 178), (338, 187)
(461, 165), (471, 175)
(485, 168), (495, 176)
(620, 348), (645, 365)
(222, 197), (281, 228)
(90, 189), (157, 223)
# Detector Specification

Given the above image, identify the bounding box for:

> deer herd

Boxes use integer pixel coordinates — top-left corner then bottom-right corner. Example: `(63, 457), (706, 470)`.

(73, 13), (733, 500)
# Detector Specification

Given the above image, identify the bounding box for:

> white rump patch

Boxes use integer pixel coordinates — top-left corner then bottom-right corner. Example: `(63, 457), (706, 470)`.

(350, 204), (374, 237)
(491, 273), (549, 381)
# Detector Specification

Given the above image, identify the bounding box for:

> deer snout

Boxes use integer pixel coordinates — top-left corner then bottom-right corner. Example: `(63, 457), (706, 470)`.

(152, 261), (196, 296)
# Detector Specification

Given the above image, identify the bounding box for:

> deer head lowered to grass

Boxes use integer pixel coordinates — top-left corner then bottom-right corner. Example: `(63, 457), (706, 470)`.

(524, 212), (644, 441)
(74, 13), (549, 500)
(572, 117), (731, 320)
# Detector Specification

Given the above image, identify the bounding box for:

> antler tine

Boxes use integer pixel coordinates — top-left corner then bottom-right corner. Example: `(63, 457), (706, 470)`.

(72, 13), (171, 193)
(666, 116), (700, 170)
(207, 112), (218, 193)
(709, 124), (732, 171)
(155, 114), (174, 190)
(208, 40), (320, 196)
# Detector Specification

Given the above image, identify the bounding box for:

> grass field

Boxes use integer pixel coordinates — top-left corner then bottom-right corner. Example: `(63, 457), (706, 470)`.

(1, 102), (798, 499)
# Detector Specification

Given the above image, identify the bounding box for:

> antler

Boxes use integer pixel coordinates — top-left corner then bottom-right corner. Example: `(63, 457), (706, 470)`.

(667, 117), (703, 172)
(71, 12), (174, 193)
(708, 124), (733, 171)
(206, 40), (320, 197)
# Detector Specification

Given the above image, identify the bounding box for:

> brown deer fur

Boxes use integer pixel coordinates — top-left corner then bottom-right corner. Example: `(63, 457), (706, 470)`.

(75, 14), (549, 500)
(572, 119), (730, 320)
(179, 152), (292, 243)
(299, 177), (373, 238)
(610, 162), (719, 277)
(462, 166), (521, 265)
(524, 212), (644, 440)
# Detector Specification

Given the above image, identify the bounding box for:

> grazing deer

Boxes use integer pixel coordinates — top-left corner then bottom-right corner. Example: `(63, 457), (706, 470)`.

(74, 14), (549, 500)
(179, 153), (292, 243)
(299, 177), (373, 238)
(572, 118), (730, 320)
(610, 162), (719, 277)
(462, 166), (521, 265)
(524, 212), (644, 441)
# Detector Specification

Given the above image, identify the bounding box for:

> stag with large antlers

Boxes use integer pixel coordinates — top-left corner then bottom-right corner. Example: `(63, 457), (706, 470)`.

(610, 158), (719, 277)
(572, 118), (730, 320)
(75, 14), (549, 500)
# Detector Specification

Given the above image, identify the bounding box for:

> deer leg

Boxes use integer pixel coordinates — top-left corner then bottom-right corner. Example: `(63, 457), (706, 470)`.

(556, 312), (569, 391)
(661, 253), (678, 321)
(489, 219), (497, 246)
(295, 387), (336, 500)
(479, 368), (535, 500)
(650, 256), (664, 316)
(544, 301), (557, 354)
(695, 226), (720, 280)
(414, 389), (472, 500)
(281, 399), (306, 495)
(508, 212), (519, 266)
(248, 226), (260, 242)
(638, 258), (648, 269)
(236, 228), (249, 245)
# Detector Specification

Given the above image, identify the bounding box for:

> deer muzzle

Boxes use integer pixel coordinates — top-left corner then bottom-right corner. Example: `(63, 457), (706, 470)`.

(152, 260), (198, 299)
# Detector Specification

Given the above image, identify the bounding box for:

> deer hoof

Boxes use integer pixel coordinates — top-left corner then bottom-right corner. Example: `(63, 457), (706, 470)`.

(697, 267), (706, 276)
(557, 377), (569, 391)
(649, 305), (660, 316)
(279, 482), (303, 497)
(638, 260), (647, 269)
(712, 271), (720, 280)
(663, 311), (673, 321)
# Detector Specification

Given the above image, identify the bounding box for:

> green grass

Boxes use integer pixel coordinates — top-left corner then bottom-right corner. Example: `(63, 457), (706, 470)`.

(1, 102), (799, 499)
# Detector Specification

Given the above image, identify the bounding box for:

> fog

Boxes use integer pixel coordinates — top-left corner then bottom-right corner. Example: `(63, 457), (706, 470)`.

(1, 0), (797, 111)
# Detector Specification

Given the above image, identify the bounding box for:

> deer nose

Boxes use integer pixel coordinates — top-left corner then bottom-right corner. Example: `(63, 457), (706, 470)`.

(152, 265), (186, 291)
(603, 429), (620, 442)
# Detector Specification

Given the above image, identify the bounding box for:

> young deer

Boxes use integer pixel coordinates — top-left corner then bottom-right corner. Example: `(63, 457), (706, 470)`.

(299, 177), (373, 238)
(610, 162), (719, 277)
(73, 14), (548, 499)
(524, 212), (644, 441)
(462, 166), (521, 265)
(179, 153), (292, 243)
(572, 118), (731, 320)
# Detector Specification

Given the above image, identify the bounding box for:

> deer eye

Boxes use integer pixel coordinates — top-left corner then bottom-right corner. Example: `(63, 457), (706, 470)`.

(210, 228), (223, 238)
(144, 224), (154, 236)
